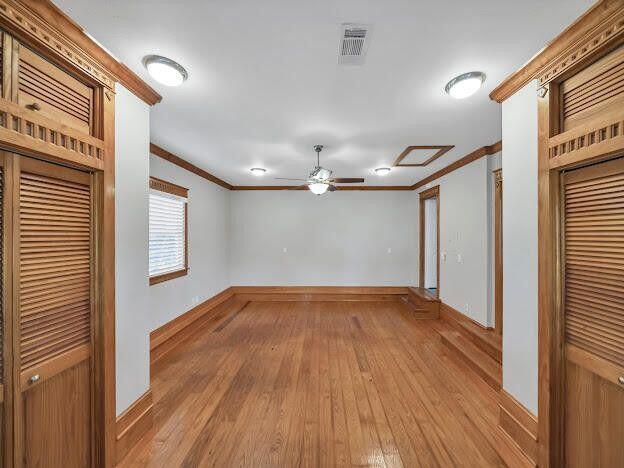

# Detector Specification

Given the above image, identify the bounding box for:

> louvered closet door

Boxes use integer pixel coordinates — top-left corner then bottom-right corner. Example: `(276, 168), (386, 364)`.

(562, 156), (624, 467)
(15, 156), (93, 467)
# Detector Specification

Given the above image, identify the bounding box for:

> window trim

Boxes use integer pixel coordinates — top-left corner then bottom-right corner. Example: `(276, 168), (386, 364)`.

(149, 176), (189, 285)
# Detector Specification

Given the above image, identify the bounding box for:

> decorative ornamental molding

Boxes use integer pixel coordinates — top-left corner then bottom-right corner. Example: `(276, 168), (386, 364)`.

(0, 96), (104, 169)
(0, 0), (115, 89)
(149, 176), (188, 198)
(548, 114), (624, 160)
(490, 1), (624, 103)
(537, 9), (624, 86)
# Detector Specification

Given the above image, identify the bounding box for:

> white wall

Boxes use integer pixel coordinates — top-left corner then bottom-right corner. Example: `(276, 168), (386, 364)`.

(115, 85), (151, 415)
(229, 191), (418, 286)
(502, 82), (538, 415)
(418, 155), (493, 326)
(423, 197), (438, 289)
(149, 155), (231, 331)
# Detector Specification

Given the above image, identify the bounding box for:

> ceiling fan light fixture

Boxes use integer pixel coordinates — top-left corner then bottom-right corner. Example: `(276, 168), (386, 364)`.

(308, 183), (329, 195)
(143, 55), (188, 87)
(445, 71), (486, 99)
(250, 167), (266, 176)
(375, 167), (391, 176)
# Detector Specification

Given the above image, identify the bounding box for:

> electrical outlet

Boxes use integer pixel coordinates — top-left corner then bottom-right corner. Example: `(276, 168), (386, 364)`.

(387, 247), (392, 254)
(457, 253), (462, 263)
(282, 247), (288, 253)
(465, 303), (469, 313)
(192, 295), (200, 305)
(441, 252), (447, 262)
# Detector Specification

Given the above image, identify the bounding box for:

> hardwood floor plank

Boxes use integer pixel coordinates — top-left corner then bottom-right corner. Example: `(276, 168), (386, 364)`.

(118, 300), (529, 467)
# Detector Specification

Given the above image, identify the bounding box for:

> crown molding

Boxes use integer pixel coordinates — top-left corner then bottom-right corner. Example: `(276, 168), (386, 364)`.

(150, 143), (233, 190)
(2, 0), (162, 105)
(151, 141), (501, 192)
(411, 141), (502, 190)
(490, 0), (624, 103)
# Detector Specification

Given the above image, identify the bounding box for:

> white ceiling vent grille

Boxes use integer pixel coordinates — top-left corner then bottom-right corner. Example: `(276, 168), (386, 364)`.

(339, 24), (370, 64)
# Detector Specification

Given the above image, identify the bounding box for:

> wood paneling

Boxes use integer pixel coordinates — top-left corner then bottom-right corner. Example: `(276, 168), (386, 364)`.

(23, 358), (92, 467)
(490, 0), (624, 103)
(119, 301), (532, 468)
(115, 390), (153, 464)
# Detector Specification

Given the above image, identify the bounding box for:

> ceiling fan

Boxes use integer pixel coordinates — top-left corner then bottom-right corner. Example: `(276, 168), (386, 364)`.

(275, 145), (364, 195)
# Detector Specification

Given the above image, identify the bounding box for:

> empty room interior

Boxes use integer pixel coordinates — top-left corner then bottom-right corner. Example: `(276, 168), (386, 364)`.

(0, 0), (623, 466)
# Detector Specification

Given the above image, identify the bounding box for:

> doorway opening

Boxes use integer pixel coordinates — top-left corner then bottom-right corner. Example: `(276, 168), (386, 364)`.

(419, 186), (440, 297)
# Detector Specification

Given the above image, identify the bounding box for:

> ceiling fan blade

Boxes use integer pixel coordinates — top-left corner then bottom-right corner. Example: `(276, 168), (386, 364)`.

(328, 184), (337, 192)
(331, 178), (365, 183)
(275, 177), (308, 181)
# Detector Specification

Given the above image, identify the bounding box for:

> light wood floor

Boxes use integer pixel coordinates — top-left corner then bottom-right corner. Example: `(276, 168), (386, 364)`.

(119, 301), (529, 467)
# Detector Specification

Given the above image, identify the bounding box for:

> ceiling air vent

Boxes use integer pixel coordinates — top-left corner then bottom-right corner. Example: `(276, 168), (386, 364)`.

(339, 23), (370, 64)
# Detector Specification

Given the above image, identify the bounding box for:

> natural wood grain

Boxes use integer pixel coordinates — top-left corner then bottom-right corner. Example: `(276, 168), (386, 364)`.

(499, 390), (538, 464)
(411, 141), (502, 190)
(150, 143), (233, 190)
(490, 0), (624, 103)
(493, 169), (503, 336)
(118, 301), (531, 467)
(393, 145), (454, 167)
(2, 0), (161, 104)
(115, 390), (153, 464)
(419, 185), (439, 295)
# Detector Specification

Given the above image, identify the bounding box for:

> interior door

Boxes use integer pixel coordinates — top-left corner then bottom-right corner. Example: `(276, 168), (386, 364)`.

(13, 155), (93, 467)
(562, 156), (624, 467)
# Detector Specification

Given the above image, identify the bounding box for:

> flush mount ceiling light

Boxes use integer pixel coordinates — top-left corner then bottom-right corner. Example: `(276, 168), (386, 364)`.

(445, 71), (486, 99)
(143, 55), (188, 87)
(375, 167), (391, 176)
(250, 167), (267, 176)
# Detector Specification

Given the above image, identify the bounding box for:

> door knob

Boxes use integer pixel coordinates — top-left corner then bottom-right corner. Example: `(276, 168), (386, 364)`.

(26, 102), (41, 111)
(618, 376), (624, 385)
(28, 374), (40, 384)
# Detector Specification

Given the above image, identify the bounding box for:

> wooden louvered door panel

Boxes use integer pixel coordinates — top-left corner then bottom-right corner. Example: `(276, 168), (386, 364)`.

(560, 45), (624, 132)
(14, 156), (93, 468)
(17, 44), (94, 134)
(562, 156), (624, 467)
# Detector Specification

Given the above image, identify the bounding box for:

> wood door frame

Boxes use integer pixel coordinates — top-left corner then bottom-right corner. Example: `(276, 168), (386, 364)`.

(419, 185), (440, 297)
(0, 33), (117, 468)
(538, 71), (624, 468)
(493, 169), (503, 335)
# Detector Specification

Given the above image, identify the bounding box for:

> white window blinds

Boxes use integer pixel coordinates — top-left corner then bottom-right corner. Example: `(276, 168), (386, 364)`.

(149, 189), (187, 278)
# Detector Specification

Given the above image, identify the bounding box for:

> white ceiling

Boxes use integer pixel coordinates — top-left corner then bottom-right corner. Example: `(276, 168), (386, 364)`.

(56, 0), (593, 186)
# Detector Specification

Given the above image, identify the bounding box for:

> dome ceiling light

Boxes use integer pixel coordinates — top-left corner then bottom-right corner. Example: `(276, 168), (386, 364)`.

(445, 71), (486, 99)
(143, 55), (188, 87)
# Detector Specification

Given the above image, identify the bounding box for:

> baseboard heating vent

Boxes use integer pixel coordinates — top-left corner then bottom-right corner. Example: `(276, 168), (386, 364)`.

(339, 24), (370, 64)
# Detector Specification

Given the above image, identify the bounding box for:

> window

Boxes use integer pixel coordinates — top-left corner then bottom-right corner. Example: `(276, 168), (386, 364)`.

(149, 177), (188, 285)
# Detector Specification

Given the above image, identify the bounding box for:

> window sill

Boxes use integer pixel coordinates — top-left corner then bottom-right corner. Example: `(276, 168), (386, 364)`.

(149, 268), (188, 285)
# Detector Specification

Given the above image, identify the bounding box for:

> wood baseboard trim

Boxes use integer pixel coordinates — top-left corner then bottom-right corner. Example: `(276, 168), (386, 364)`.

(150, 287), (234, 351)
(116, 390), (153, 463)
(231, 286), (408, 302)
(498, 390), (538, 464)
(439, 301), (502, 363)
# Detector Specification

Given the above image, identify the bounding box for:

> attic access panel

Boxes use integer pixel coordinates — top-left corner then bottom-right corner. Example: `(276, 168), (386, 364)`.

(393, 145), (454, 167)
